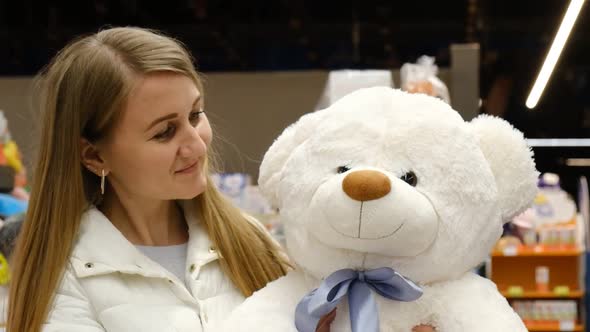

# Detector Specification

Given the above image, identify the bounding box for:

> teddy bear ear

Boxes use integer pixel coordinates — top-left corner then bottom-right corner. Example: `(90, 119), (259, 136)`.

(258, 111), (323, 207)
(469, 114), (539, 223)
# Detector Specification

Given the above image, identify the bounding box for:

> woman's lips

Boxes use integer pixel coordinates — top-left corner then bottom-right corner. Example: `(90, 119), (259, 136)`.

(175, 160), (199, 174)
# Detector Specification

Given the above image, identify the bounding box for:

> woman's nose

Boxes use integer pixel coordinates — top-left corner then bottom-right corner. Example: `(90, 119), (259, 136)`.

(178, 126), (207, 158)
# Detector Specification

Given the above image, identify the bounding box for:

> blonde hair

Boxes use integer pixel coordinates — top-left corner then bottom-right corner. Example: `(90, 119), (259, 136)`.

(7, 27), (289, 332)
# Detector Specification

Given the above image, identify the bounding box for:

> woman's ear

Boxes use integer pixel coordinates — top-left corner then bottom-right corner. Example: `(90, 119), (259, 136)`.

(80, 138), (109, 176)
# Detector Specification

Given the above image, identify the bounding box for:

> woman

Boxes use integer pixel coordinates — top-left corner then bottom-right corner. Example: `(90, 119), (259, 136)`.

(7, 27), (434, 332)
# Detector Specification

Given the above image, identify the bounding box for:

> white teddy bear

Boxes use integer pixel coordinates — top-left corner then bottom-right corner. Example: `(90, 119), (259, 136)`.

(221, 87), (538, 332)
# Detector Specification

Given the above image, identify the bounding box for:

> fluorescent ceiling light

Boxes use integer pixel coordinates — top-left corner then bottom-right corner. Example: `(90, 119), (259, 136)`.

(525, 0), (585, 109)
(527, 138), (590, 147)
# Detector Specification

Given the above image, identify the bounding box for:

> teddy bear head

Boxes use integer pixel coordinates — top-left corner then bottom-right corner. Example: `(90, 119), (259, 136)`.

(259, 87), (538, 284)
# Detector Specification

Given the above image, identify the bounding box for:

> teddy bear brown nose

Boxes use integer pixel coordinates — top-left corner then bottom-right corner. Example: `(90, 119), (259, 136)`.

(342, 170), (391, 201)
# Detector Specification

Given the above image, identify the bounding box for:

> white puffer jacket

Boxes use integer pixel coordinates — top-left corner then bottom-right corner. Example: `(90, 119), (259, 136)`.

(42, 200), (246, 332)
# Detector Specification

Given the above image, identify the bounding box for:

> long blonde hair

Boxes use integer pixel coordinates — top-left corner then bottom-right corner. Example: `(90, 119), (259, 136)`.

(7, 27), (289, 332)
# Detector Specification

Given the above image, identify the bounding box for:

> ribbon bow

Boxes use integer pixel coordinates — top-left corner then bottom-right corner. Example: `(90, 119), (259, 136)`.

(295, 267), (423, 332)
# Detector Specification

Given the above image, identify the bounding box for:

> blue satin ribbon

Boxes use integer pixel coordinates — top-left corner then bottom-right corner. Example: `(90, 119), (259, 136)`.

(295, 267), (423, 332)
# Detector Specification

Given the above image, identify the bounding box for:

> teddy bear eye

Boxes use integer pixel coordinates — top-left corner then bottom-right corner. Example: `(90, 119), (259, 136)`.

(337, 166), (351, 174)
(400, 171), (418, 186)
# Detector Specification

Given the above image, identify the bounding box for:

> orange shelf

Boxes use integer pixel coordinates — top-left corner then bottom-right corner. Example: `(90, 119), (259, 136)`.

(525, 322), (583, 331)
(492, 245), (582, 257)
(502, 290), (584, 299)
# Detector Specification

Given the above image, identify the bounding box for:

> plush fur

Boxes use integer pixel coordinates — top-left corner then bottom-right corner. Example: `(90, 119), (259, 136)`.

(220, 87), (538, 331)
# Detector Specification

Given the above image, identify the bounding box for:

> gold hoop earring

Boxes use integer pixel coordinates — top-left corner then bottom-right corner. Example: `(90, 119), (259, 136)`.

(101, 169), (106, 195)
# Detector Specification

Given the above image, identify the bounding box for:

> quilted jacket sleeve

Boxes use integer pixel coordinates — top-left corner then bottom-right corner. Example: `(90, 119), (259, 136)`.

(42, 265), (106, 332)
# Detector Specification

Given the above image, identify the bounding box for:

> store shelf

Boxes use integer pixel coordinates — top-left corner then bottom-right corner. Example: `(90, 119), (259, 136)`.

(492, 246), (582, 257)
(525, 321), (583, 331)
(502, 290), (584, 299)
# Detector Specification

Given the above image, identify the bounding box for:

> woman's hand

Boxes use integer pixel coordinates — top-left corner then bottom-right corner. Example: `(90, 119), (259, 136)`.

(315, 309), (337, 332)
(314, 310), (435, 332)
(413, 324), (436, 332)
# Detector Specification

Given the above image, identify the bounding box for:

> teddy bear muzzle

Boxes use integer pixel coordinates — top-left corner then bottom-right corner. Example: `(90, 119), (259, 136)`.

(342, 170), (392, 201)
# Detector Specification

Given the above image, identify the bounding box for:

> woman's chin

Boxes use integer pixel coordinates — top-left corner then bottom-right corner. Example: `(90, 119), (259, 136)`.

(176, 176), (207, 200)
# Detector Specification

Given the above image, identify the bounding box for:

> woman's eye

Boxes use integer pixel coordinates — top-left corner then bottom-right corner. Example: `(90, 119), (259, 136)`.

(337, 165), (351, 174)
(400, 171), (418, 186)
(189, 111), (204, 126)
(154, 124), (176, 140)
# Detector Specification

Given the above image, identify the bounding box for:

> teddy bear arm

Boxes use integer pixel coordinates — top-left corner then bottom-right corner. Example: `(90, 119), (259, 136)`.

(218, 293), (300, 332)
(217, 271), (310, 332)
(427, 274), (527, 332)
(218, 308), (299, 332)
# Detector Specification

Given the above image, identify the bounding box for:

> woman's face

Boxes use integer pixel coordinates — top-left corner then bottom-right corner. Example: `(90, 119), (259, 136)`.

(99, 72), (212, 201)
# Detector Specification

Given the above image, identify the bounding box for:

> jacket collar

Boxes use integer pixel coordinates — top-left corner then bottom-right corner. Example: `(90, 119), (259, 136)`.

(71, 200), (219, 279)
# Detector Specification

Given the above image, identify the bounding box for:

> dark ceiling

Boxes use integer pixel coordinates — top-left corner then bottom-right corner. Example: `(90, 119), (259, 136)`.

(0, 0), (588, 138)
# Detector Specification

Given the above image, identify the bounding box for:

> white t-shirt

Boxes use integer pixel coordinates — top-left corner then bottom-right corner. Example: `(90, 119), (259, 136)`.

(136, 242), (188, 286)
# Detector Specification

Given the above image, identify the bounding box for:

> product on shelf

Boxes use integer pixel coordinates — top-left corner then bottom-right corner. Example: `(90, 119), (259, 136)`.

(212, 173), (283, 242)
(535, 266), (549, 292)
(0, 110), (28, 202)
(490, 172), (585, 331)
(534, 173), (577, 227)
(315, 70), (394, 109)
(497, 173), (581, 254)
(512, 300), (577, 323)
(400, 55), (450, 104)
